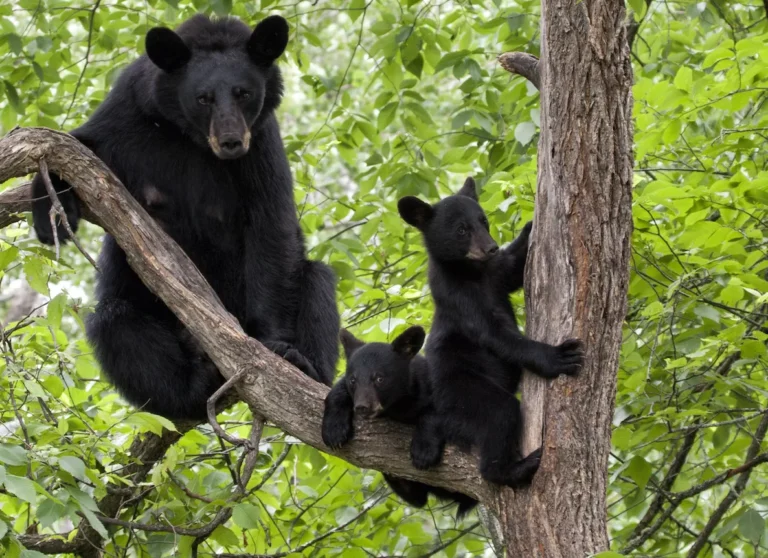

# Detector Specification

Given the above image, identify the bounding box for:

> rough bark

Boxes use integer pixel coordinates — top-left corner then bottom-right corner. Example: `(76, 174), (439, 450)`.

(0, 128), (490, 536)
(496, 0), (634, 556)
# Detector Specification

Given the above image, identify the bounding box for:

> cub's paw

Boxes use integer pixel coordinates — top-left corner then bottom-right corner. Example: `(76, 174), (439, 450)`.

(551, 338), (585, 377)
(506, 448), (542, 489)
(410, 439), (443, 470)
(322, 414), (353, 450)
(263, 340), (321, 383)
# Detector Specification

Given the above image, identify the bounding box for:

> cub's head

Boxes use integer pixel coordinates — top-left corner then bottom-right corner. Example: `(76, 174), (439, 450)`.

(398, 177), (499, 264)
(339, 326), (425, 418)
(145, 14), (288, 159)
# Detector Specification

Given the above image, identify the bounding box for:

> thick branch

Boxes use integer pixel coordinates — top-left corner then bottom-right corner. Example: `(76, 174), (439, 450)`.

(0, 129), (489, 525)
(498, 52), (540, 90)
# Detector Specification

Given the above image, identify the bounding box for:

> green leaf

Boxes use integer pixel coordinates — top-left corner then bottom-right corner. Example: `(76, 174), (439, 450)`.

(59, 456), (87, 481)
(514, 122), (536, 145)
(739, 509), (765, 543)
(47, 293), (67, 329)
(3, 80), (23, 114)
(625, 456), (652, 489)
(673, 67), (692, 92)
(0, 444), (27, 466)
(232, 503), (261, 530)
(5, 474), (36, 503)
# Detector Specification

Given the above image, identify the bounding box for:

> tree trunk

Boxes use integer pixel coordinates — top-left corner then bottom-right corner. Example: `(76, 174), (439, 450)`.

(494, 1), (634, 555)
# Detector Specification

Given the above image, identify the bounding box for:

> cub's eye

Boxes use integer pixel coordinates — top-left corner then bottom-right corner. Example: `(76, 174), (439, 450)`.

(457, 225), (467, 236)
(197, 94), (212, 106)
(349, 377), (356, 385)
(234, 88), (252, 100)
(375, 376), (384, 385)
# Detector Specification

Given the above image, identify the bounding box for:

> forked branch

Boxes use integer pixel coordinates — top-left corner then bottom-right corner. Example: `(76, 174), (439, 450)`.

(0, 127), (489, 510)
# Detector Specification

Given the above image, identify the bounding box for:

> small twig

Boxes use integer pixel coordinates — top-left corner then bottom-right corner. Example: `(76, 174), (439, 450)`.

(498, 52), (540, 90)
(206, 367), (250, 447)
(38, 160), (99, 270)
(236, 413), (265, 491)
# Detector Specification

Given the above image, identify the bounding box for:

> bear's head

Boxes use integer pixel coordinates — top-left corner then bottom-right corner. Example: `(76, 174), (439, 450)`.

(339, 326), (425, 419)
(398, 177), (499, 264)
(145, 14), (288, 160)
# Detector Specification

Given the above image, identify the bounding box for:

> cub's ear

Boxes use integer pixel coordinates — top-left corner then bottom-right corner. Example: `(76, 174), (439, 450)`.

(340, 329), (365, 360)
(398, 196), (433, 229)
(392, 326), (425, 358)
(248, 15), (289, 65)
(146, 27), (192, 73)
(457, 176), (478, 201)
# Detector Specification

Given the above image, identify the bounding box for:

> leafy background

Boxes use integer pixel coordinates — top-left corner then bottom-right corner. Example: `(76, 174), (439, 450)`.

(0, 0), (767, 556)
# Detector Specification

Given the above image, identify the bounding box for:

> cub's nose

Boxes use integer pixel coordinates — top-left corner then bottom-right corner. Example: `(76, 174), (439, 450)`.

(487, 244), (499, 256)
(355, 405), (374, 418)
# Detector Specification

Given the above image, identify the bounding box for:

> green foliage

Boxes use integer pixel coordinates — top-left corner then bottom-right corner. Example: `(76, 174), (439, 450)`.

(0, 0), (766, 556)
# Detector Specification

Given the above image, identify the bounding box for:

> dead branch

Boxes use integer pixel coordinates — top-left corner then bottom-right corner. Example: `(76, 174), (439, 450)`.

(498, 52), (540, 90)
(38, 159), (99, 269)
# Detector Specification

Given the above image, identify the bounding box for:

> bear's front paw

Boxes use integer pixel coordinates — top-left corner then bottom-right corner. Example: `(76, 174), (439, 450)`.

(322, 415), (353, 450)
(263, 341), (321, 383)
(410, 439), (443, 470)
(32, 192), (80, 246)
(551, 338), (585, 377)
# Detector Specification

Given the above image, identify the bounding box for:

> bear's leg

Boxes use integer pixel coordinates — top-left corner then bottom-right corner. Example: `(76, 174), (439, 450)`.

(410, 411), (446, 470)
(31, 171), (81, 246)
(382, 474), (429, 508)
(291, 260), (340, 386)
(86, 298), (224, 420)
(321, 380), (354, 449)
(478, 399), (541, 488)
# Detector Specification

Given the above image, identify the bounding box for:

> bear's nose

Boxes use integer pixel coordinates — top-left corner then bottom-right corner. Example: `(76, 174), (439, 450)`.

(487, 244), (499, 255)
(220, 137), (243, 154)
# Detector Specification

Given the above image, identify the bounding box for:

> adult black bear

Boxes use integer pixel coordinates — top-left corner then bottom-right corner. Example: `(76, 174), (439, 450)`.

(322, 327), (477, 517)
(31, 15), (340, 419)
(397, 177), (584, 488)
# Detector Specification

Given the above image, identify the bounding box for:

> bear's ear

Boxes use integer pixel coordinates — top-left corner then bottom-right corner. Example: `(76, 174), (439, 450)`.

(398, 196), (433, 229)
(340, 329), (365, 360)
(146, 27), (192, 73)
(392, 326), (425, 358)
(457, 176), (478, 201)
(248, 15), (289, 66)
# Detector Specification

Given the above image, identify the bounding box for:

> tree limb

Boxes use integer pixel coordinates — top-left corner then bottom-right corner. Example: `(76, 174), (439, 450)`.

(498, 52), (540, 90)
(1, 127), (490, 550)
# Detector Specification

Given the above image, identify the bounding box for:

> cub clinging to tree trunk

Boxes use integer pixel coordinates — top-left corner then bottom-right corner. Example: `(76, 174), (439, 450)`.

(30, 14), (340, 419)
(398, 177), (584, 487)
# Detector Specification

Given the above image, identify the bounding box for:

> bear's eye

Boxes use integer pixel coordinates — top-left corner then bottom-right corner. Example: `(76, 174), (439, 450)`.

(197, 94), (213, 106)
(375, 376), (384, 385)
(457, 225), (467, 236)
(349, 377), (356, 386)
(234, 88), (251, 101)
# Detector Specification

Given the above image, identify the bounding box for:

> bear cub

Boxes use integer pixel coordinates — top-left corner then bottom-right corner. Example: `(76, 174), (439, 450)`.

(322, 326), (477, 517)
(398, 177), (585, 488)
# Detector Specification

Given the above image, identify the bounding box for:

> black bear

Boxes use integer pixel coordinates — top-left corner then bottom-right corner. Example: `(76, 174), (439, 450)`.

(397, 177), (584, 488)
(322, 327), (477, 517)
(31, 15), (340, 419)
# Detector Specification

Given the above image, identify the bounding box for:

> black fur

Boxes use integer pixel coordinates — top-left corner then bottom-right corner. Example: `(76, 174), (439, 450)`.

(31, 14), (340, 419)
(398, 177), (585, 488)
(322, 327), (477, 518)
